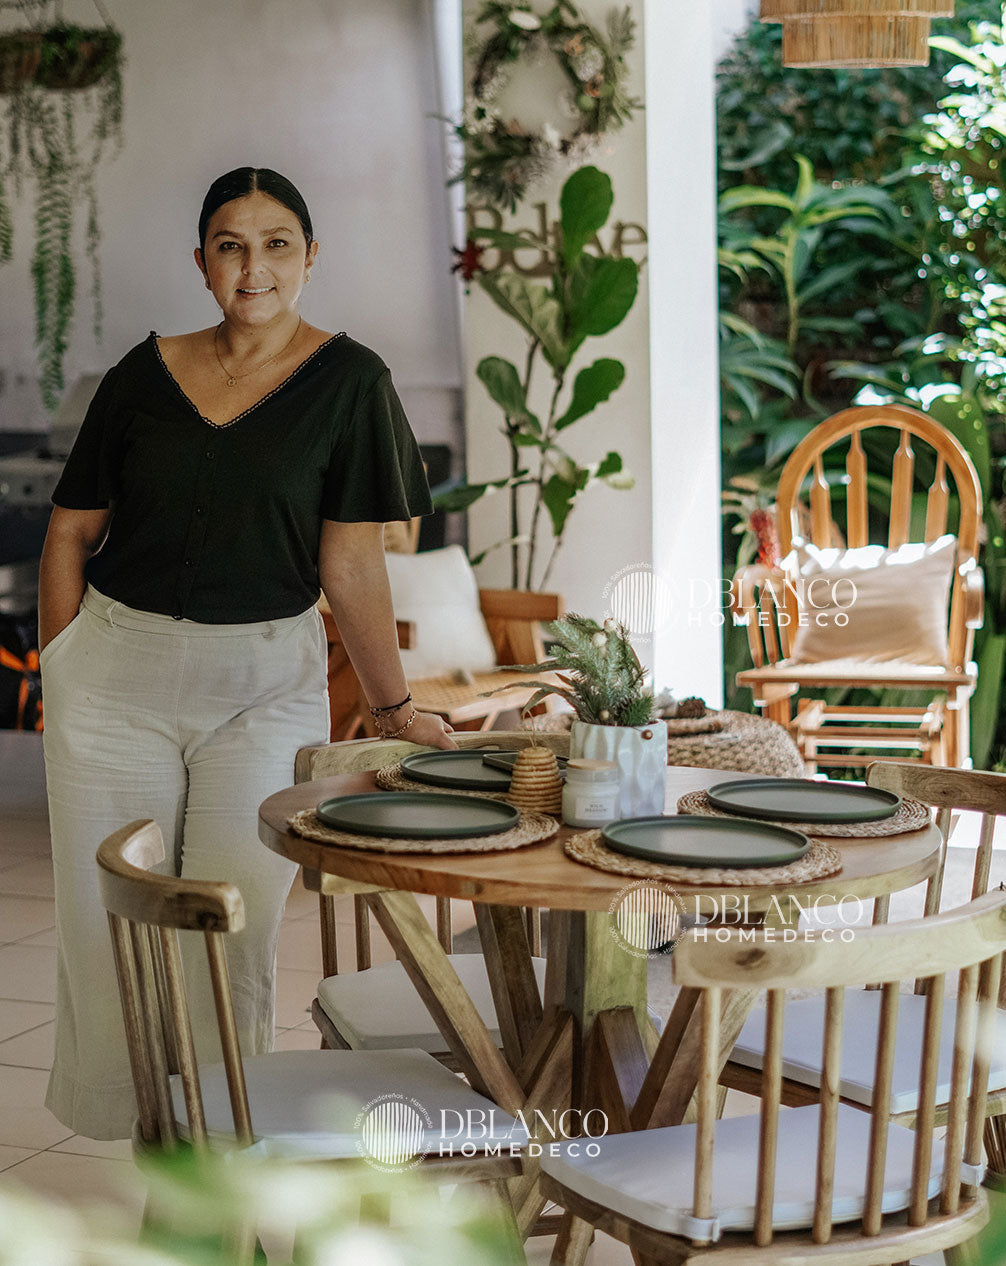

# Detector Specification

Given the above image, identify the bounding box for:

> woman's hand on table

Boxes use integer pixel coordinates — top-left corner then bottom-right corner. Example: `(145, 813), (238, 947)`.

(403, 711), (457, 749)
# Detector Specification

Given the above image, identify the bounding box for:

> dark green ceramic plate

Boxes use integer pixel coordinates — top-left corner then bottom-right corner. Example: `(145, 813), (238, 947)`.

(399, 750), (514, 791)
(602, 815), (810, 868)
(316, 792), (520, 839)
(707, 779), (901, 824)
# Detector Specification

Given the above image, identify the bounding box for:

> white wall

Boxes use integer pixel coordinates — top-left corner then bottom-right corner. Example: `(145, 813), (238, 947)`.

(0, 0), (462, 447)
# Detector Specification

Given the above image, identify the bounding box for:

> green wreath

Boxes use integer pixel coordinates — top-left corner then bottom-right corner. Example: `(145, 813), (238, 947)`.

(454, 1), (641, 211)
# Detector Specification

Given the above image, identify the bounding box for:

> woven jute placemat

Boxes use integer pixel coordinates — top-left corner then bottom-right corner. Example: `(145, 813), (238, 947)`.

(675, 790), (931, 838)
(564, 830), (843, 886)
(288, 807), (558, 854)
(375, 763), (511, 800)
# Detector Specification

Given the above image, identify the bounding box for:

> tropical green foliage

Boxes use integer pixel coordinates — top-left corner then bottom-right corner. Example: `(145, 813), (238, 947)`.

(716, 4), (1006, 767)
(489, 611), (654, 725)
(436, 165), (638, 590)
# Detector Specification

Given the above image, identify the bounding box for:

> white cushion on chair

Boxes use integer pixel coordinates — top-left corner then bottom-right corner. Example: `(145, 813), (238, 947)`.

(317, 955), (548, 1050)
(384, 545), (498, 679)
(730, 990), (1006, 1115)
(785, 534), (956, 666)
(541, 1104), (941, 1239)
(171, 1048), (527, 1157)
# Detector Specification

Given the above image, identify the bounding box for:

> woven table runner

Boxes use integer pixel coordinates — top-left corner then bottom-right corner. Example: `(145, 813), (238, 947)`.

(375, 763), (510, 800)
(564, 830), (842, 886)
(675, 790), (930, 838)
(288, 807), (558, 854)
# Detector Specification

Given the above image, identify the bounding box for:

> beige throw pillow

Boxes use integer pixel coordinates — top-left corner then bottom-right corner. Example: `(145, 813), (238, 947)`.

(384, 545), (498, 680)
(784, 534), (957, 666)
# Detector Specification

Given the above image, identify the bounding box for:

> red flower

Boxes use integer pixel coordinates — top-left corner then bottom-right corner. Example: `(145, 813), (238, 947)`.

(451, 239), (486, 285)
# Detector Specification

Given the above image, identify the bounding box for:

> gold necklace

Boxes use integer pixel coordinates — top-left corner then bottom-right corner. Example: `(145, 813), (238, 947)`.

(213, 317), (303, 387)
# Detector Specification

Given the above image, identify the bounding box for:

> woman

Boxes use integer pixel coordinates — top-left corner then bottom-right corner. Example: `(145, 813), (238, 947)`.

(38, 166), (454, 1139)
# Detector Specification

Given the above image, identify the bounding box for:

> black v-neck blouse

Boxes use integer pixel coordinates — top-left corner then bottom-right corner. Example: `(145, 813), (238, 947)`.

(51, 332), (433, 623)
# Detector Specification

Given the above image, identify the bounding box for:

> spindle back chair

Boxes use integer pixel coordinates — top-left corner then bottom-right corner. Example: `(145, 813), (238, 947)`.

(540, 891), (1006, 1264)
(733, 404), (984, 769)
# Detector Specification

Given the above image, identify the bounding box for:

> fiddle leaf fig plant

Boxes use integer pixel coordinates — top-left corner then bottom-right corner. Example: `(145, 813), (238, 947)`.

(438, 164), (638, 590)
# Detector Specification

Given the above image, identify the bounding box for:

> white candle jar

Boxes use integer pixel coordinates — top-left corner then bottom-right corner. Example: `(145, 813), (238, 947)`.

(561, 759), (621, 828)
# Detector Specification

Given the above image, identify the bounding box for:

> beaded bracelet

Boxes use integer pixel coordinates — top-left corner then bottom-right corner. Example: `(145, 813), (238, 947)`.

(376, 708), (417, 739)
(369, 692), (412, 718)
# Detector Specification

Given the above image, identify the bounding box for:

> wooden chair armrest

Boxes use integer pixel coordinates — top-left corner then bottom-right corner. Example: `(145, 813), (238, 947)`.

(478, 588), (563, 622)
(962, 563), (984, 629)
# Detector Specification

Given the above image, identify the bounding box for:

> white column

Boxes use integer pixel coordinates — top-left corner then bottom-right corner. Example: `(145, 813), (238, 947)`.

(644, 0), (724, 705)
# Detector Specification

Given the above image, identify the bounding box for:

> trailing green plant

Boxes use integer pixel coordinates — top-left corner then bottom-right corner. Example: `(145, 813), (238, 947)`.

(1, 23), (123, 411)
(437, 164), (638, 590)
(487, 612), (654, 725)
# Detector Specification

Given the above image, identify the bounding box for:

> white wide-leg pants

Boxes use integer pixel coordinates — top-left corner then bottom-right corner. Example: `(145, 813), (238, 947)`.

(40, 586), (330, 1139)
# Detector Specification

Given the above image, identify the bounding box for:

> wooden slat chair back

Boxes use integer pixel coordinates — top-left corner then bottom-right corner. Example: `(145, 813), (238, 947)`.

(294, 733), (562, 1061)
(96, 819), (251, 1149)
(733, 404), (984, 770)
(540, 892), (1006, 1265)
(722, 763), (1006, 1153)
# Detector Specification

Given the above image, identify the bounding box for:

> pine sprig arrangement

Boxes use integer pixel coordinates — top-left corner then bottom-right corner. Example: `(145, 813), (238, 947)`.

(486, 612), (655, 726)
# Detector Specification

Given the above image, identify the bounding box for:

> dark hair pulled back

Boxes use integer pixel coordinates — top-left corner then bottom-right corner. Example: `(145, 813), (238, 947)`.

(197, 167), (314, 252)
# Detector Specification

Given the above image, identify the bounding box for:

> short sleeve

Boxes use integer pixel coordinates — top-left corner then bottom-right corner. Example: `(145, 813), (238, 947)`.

(51, 365), (125, 510)
(320, 368), (433, 522)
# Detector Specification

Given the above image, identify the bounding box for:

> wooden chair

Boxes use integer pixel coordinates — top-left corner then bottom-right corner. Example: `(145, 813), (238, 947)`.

(732, 404), (983, 771)
(320, 587), (565, 740)
(723, 763), (1006, 1141)
(539, 890), (1005, 1265)
(294, 733), (567, 1065)
(96, 818), (527, 1256)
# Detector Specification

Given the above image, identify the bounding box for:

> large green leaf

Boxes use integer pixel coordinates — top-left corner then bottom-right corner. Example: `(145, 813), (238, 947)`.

(970, 631), (1006, 769)
(478, 272), (567, 368)
(559, 166), (613, 269)
(476, 357), (538, 429)
(542, 464), (589, 536)
(566, 255), (638, 357)
(554, 358), (625, 431)
(718, 186), (795, 214)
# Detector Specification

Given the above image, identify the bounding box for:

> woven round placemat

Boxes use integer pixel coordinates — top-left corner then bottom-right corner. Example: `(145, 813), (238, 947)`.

(564, 830), (842, 886)
(288, 807), (558, 854)
(675, 790), (930, 838)
(375, 764), (511, 801)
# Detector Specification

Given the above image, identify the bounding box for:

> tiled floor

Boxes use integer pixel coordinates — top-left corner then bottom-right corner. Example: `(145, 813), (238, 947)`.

(2, 730), (993, 1262)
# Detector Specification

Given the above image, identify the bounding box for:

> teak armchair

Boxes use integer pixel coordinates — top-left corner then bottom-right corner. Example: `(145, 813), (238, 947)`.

(732, 404), (983, 770)
(320, 586), (564, 739)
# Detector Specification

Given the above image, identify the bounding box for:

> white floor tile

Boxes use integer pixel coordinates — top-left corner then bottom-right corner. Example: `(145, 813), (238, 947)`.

(0, 943), (56, 1003)
(0, 1019), (54, 1070)
(0, 1065), (73, 1149)
(274, 967), (320, 1029)
(0, 857), (55, 899)
(4, 1149), (145, 1222)
(50, 1134), (133, 1160)
(0, 895), (56, 943)
(0, 1142), (35, 1171)
(0, 999), (54, 1042)
(273, 1026), (322, 1052)
(15, 927), (57, 948)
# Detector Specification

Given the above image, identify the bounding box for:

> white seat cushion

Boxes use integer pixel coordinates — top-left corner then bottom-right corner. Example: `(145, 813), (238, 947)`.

(170, 1047), (527, 1158)
(730, 990), (1006, 1115)
(541, 1103), (941, 1240)
(317, 955), (547, 1051)
(318, 956), (664, 1050)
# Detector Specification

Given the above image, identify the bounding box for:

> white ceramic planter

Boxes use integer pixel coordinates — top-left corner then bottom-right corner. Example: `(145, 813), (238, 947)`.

(569, 719), (668, 818)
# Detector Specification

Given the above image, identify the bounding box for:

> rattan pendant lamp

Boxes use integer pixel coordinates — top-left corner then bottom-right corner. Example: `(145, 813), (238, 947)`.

(760, 0), (955, 67)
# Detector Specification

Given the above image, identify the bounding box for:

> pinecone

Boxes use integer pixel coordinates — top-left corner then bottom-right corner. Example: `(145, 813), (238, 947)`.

(676, 696), (707, 719)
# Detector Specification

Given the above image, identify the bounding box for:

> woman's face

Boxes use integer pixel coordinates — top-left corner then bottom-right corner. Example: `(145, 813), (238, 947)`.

(195, 190), (318, 327)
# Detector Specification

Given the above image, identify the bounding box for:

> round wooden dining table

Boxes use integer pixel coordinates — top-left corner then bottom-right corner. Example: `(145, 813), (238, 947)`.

(259, 762), (940, 1220)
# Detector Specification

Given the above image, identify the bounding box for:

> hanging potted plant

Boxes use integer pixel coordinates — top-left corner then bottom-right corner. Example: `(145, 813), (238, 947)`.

(487, 613), (668, 816)
(0, 13), (124, 411)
